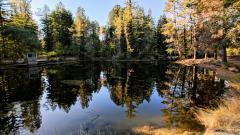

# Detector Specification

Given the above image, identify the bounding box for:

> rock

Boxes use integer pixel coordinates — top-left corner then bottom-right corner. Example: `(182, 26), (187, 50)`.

(228, 67), (239, 73)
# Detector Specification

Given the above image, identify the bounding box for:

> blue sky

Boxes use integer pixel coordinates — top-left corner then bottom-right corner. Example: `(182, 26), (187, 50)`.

(31, 0), (166, 26)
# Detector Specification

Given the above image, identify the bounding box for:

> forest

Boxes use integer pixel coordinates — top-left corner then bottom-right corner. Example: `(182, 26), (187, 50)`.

(1, 0), (240, 134)
(0, 0), (239, 63)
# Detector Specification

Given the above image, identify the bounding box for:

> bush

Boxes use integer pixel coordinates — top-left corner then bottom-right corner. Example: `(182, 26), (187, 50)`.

(227, 48), (239, 56)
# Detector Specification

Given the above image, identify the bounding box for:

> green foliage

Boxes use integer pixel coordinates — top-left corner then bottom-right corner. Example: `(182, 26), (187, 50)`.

(104, 2), (161, 59)
(50, 2), (73, 50)
(0, 0), (39, 61)
(45, 51), (57, 57)
(4, 0), (238, 62)
(41, 4), (101, 59)
(41, 5), (53, 52)
(154, 15), (168, 57)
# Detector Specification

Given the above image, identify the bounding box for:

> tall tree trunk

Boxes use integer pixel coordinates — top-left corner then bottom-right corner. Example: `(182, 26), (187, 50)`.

(214, 48), (218, 60)
(183, 25), (187, 59)
(193, 25), (197, 60)
(205, 52), (208, 60)
(190, 23), (194, 59)
(222, 44), (227, 63)
(193, 47), (197, 60)
(222, 6), (228, 64)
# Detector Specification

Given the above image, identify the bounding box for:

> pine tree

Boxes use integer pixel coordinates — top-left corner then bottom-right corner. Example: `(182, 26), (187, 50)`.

(6, 0), (39, 60)
(155, 15), (168, 57)
(163, 0), (182, 58)
(143, 9), (155, 56)
(41, 5), (53, 52)
(133, 6), (145, 56)
(72, 7), (88, 57)
(108, 5), (124, 56)
(123, 0), (134, 55)
(50, 2), (73, 54)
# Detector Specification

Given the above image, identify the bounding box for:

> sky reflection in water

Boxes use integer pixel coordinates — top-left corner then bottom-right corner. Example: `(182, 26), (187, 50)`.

(0, 62), (228, 135)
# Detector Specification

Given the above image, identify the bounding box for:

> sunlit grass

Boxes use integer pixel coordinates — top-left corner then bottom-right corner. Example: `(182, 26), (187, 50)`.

(196, 90), (240, 134)
(132, 125), (203, 135)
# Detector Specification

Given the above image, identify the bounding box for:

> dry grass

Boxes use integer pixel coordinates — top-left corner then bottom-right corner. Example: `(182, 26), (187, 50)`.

(132, 125), (202, 135)
(196, 95), (240, 134)
(175, 58), (221, 67)
(177, 58), (240, 134)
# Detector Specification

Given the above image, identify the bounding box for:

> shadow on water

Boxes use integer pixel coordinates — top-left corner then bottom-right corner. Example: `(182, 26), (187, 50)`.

(0, 62), (228, 134)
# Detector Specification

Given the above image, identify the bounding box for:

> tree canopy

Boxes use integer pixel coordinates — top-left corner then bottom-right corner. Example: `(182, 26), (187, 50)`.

(0, 0), (239, 62)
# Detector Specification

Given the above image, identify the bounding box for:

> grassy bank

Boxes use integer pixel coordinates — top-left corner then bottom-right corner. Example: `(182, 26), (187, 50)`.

(196, 94), (240, 134)
(177, 58), (240, 134)
(196, 75), (240, 134)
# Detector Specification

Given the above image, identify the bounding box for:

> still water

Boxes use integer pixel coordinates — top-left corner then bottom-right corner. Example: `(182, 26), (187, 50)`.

(0, 62), (228, 135)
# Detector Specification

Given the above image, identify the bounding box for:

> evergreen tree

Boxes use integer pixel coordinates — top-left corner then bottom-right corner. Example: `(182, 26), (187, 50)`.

(50, 2), (73, 54)
(132, 6), (145, 56)
(155, 15), (168, 57)
(6, 0), (39, 60)
(107, 5), (127, 57)
(72, 7), (88, 57)
(163, 0), (182, 58)
(85, 21), (101, 57)
(123, 0), (135, 56)
(41, 5), (53, 52)
(143, 9), (155, 57)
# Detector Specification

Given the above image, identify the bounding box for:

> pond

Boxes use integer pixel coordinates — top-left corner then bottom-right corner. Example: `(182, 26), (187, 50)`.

(0, 62), (228, 135)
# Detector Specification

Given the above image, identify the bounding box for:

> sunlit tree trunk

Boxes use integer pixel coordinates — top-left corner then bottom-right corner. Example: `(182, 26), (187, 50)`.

(193, 47), (197, 60)
(183, 25), (187, 59)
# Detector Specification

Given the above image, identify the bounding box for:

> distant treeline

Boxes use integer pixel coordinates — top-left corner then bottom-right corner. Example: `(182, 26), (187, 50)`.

(0, 0), (239, 62)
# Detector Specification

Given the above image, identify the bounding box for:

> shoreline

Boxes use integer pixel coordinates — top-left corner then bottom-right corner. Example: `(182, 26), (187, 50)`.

(176, 58), (240, 135)
(0, 58), (172, 70)
(176, 58), (240, 86)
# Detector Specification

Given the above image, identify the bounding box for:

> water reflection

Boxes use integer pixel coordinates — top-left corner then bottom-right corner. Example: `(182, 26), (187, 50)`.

(0, 68), (42, 134)
(0, 62), (227, 134)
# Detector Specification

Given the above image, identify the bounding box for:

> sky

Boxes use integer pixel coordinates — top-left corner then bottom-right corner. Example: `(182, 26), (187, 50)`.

(31, 0), (166, 26)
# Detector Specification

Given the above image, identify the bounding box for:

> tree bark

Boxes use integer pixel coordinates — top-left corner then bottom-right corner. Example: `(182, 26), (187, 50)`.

(222, 45), (227, 63)
(222, 6), (228, 64)
(205, 52), (208, 60)
(193, 47), (197, 60)
(183, 25), (187, 59)
(214, 49), (218, 60)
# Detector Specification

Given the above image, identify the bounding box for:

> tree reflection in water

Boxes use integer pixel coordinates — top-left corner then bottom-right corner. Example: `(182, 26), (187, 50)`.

(0, 62), (227, 134)
(0, 68), (42, 134)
